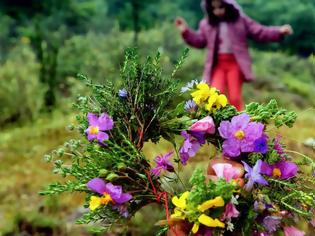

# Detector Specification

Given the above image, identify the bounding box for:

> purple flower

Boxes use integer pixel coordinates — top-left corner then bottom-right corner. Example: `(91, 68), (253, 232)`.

(218, 113), (265, 158)
(179, 131), (202, 165)
(284, 226), (305, 236)
(263, 216), (282, 233)
(261, 160), (298, 179)
(87, 178), (132, 205)
(274, 135), (286, 158)
(184, 100), (197, 113)
(113, 205), (129, 218)
(118, 88), (128, 98)
(85, 113), (114, 144)
(254, 135), (269, 154)
(242, 160), (268, 191)
(151, 151), (174, 176)
(221, 202), (240, 220)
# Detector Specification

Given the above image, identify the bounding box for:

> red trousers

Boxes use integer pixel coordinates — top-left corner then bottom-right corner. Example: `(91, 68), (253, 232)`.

(211, 54), (244, 111)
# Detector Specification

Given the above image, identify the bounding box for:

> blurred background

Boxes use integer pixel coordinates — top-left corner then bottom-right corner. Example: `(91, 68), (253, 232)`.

(0, 0), (314, 235)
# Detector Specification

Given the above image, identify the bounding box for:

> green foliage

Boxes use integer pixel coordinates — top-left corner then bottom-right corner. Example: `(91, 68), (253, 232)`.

(0, 43), (44, 125)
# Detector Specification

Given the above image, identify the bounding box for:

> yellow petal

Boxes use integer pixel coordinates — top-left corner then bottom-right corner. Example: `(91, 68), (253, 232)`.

(192, 223), (199, 234)
(171, 209), (185, 220)
(89, 196), (101, 211)
(205, 93), (218, 111)
(172, 191), (190, 209)
(198, 214), (225, 228)
(217, 94), (228, 107)
(198, 196), (225, 212)
(196, 83), (209, 90)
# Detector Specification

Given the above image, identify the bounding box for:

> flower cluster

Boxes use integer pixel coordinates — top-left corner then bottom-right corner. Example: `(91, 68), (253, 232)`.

(43, 53), (314, 236)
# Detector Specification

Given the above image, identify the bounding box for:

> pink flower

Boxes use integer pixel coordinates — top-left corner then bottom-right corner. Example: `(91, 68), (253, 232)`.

(190, 116), (215, 134)
(284, 226), (305, 236)
(212, 163), (239, 182)
(221, 202), (240, 220)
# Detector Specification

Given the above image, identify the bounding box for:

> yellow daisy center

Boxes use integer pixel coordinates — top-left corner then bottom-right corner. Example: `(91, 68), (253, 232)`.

(234, 130), (245, 140)
(90, 126), (99, 135)
(272, 168), (282, 178)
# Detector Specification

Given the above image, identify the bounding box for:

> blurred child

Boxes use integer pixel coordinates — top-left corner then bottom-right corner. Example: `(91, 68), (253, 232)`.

(175, 0), (292, 111)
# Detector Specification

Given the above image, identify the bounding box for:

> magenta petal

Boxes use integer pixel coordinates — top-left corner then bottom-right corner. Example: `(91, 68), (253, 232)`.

(86, 130), (97, 141)
(97, 131), (109, 143)
(98, 113), (114, 131)
(87, 113), (99, 126)
(105, 183), (123, 200)
(261, 161), (273, 176)
(245, 122), (264, 141)
(87, 178), (107, 195)
(277, 161), (298, 179)
(284, 226), (305, 236)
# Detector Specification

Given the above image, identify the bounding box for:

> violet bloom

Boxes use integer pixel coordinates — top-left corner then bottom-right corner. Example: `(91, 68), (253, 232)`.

(254, 135), (269, 154)
(87, 178), (132, 210)
(85, 113), (114, 144)
(118, 88), (128, 98)
(284, 226), (305, 236)
(151, 151), (175, 176)
(274, 135), (286, 158)
(263, 216), (282, 233)
(242, 160), (268, 191)
(218, 113), (265, 158)
(184, 100), (197, 113)
(261, 160), (298, 179)
(179, 131), (201, 165)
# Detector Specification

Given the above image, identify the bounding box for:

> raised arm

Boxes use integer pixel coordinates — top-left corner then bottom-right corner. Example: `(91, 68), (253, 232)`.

(243, 15), (284, 43)
(176, 17), (207, 49)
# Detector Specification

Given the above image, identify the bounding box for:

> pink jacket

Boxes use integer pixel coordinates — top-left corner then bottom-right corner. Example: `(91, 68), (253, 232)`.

(182, 15), (283, 82)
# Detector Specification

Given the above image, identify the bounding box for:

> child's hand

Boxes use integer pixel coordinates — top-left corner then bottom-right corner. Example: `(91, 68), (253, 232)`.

(280, 24), (293, 36)
(175, 17), (188, 33)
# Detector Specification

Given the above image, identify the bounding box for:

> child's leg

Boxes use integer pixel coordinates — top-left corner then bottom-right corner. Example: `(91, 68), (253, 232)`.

(211, 64), (226, 94)
(226, 63), (244, 111)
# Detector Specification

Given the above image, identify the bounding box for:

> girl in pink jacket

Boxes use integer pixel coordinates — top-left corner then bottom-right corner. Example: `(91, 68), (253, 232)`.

(175, 0), (292, 111)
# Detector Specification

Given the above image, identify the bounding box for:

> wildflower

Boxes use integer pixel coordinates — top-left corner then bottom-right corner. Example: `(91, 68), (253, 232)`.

(274, 135), (286, 158)
(253, 135), (269, 154)
(181, 79), (199, 93)
(218, 113), (265, 157)
(261, 160), (298, 179)
(190, 116), (216, 134)
(263, 216), (282, 233)
(283, 226), (305, 236)
(118, 88), (128, 98)
(212, 163), (239, 182)
(151, 151), (174, 176)
(85, 113), (114, 144)
(242, 160), (268, 191)
(171, 191), (190, 220)
(221, 202), (240, 220)
(86, 178), (132, 211)
(184, 100), (197, 113)
(179, 131), (202, 165)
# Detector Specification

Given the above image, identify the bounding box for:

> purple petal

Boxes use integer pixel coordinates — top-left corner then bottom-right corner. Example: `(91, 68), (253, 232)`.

(97, 113), (114, 131)
(244, 122), (264, 141)
(151, 167), (162, 176)
(87, 178), (107, 195)
(105, 183), (122, 200)
(180, 131), (190, 139)
(276, 161), (298, 179)
(223, 140), (241, 157)
(115, 193), (132, 204)
(97, 131), (109, 143)
(254, 174), (268, 186)
(231, 113), (251, 130)
(87, 113), (99, 126)
(240, 139), (255, 153)
(261, 161), (273, 176)
(86, 128), (97, 141)
(242, 161), (252, 176)
(218, 121), (231, 139)
(244, 179), (255, 191)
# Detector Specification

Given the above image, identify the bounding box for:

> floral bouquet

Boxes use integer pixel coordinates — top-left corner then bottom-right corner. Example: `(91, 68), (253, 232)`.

(42, 49), (315, 236)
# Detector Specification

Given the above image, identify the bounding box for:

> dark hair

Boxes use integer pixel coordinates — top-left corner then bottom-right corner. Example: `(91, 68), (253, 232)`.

(205, 0), (240, 25)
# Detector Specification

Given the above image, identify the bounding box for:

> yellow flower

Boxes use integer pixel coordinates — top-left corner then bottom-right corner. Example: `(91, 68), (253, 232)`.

(205, 92), (219, 111)
(192, 223), (200, 234)
(215, 94), (228, 108)
(172, 191), (190, 209)
(89, 196), (102, 211)
(191, 83), (213, 105)
(197, 196), (225, 212)
(198, 214), (225, 228)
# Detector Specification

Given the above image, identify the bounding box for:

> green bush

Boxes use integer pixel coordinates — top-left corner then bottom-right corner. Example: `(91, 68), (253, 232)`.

(0, 43), (44, 125)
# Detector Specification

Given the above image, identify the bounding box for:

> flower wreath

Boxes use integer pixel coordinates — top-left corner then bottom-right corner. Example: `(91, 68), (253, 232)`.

(42, 49), (315, 236)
